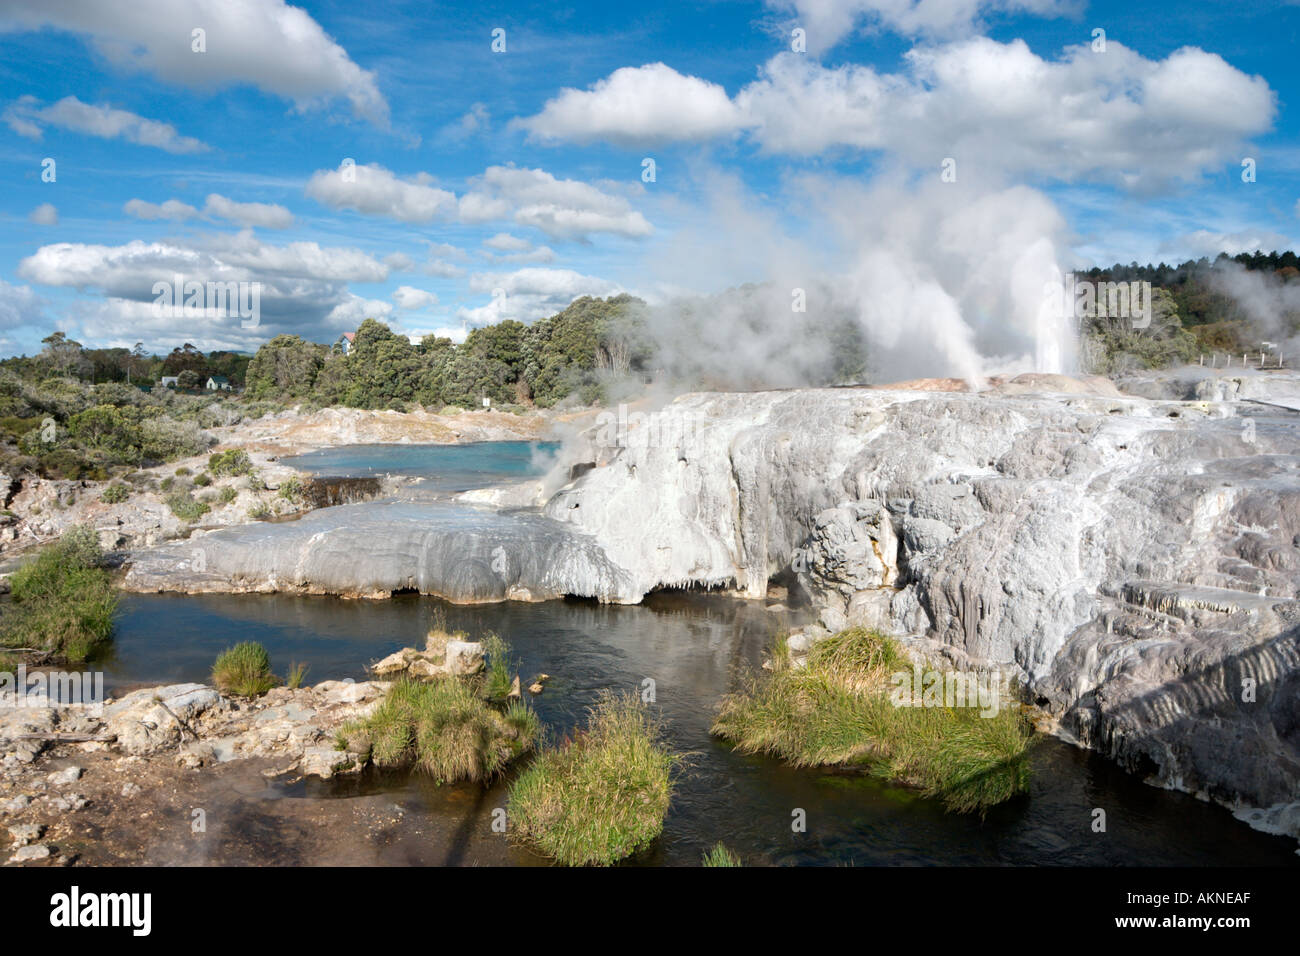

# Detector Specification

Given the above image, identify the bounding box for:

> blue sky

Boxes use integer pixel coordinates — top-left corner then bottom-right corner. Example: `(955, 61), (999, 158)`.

(0, 0), (1297, 360)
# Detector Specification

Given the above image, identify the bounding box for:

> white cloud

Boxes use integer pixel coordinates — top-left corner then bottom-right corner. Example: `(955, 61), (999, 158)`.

(521, 42), (1275, 191)
(0, 0), (387, 124)
(517, 62), (746, 146)
(124, 198), (202, 222)
(306, 162), (457, 223)
(483, 233), (533, 252)
(459, 267), (623, 326)
(384, 252), (415, 272)
(392, 285), (438, 309)
(460, 166), (652, 240)
(15, 234), (390, 349)
(202, 194), (293, 229)
(28, 203), (58, 226)
(425, 259), (466, 279)
(1158, 229), (1294, 260)
(764, 0), (1076, 50)
(306, 162), (653, 240)
(5, 95), (208, 153)
(0, 279), (47, 330)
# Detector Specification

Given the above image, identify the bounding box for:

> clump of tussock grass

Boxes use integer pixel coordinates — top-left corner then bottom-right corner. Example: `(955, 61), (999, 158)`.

(702, 842), (742, 867)
(507, 692), (679, 866)
(711, 627), (1033, 815)
(342, 676), (539, 785)
(480, 632), (515, 700)
(211, 641), (279, 697)
(1, 525), (118, 662)
(286, 660), (310, 689)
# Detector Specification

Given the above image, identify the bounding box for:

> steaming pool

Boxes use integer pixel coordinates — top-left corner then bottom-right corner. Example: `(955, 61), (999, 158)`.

(101, 441), (1298, 866)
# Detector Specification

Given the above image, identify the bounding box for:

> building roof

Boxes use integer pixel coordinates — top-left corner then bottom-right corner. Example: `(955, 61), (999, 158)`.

(207, 375), (230, 384)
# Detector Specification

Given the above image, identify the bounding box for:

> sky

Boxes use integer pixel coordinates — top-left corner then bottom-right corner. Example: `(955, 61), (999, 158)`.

(0, 0), (1297, 361)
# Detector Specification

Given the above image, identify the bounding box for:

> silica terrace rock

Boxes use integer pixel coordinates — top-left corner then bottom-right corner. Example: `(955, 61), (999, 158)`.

(123, 371), (1300, 838)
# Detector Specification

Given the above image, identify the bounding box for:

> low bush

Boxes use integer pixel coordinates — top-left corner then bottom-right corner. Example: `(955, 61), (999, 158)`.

(1, 526), (118, 661)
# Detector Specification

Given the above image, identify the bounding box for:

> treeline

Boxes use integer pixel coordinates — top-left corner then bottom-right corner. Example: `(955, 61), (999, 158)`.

(2, 334), (251, 389)
(1083, 250), (1300, 330)
(245, 294), (653, 410)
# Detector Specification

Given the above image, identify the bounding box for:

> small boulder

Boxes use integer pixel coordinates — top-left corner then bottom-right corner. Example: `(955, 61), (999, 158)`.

(9, 844), (50, 863)
(445, 641), (485, 676)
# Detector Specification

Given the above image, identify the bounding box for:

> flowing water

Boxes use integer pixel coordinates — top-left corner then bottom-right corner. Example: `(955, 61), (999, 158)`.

(100, 441), (1299, 866)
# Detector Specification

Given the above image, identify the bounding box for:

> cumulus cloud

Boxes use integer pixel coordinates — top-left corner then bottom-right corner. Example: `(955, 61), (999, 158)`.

(202, 194), (293, 229)
(5, 95), (208, 153)
(481, 233), (556, 263)
(521, 41), (1275, 190)
(460, 166), (652, 240)
(124, 198), (201, 222)
(392, 285), (438, 310)
(306, 162), (653, 240)
(0, 0), (387, 124)
(459, 267), (624, 326)
(305, 162), (457, 223)
(517, 63), (746, 146)
(16, 233), (390, 350)
(28, 203), (58, 226)
(764, 0), (1076, 50)
(483, 233), (533, 253)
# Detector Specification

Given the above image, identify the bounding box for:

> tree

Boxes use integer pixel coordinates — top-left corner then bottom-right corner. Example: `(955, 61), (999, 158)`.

(245, 335), (324, 399)
(40, 332), (91, 379)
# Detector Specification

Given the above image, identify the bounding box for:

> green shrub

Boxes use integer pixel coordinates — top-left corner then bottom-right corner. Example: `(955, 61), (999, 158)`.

(99, 482), (130, 504)
(508, 692), (678, 866)
(342, 676), (539, 784)
(193, 472), (211, 487)
(1, 526), (118, 661)
(165, 490), (209, 523)
(278, 475), (303, 501)
(217, 486), (237, 505)
(247, 502), (271, 520)
(711, 628), (1034, 815)
(175, 466), (192, 477)
(211, 642), (279, 697)
(208, 449), (252, 477)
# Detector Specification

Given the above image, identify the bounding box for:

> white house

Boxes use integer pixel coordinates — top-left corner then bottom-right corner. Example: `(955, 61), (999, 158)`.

(159, 376), (179, 388)
(206, 375), (231, 391)
(336, 331), (356, 355)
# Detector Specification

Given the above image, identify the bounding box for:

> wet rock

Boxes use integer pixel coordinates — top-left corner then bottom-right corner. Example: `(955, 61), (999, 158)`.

(298, 747), (357, 779)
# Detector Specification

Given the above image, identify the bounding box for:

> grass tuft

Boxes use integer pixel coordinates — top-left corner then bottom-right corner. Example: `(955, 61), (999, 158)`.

(212, 641), (279, 697)
(508, 692), (679, 866)
(342, 676), (539, 785)
(711, 627), (1033, 815)
(702, 842), (742, 867)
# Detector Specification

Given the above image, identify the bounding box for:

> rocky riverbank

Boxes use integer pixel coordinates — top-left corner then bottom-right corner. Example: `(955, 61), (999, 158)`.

(0, 677), (393, 865)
